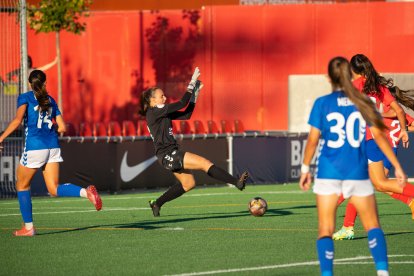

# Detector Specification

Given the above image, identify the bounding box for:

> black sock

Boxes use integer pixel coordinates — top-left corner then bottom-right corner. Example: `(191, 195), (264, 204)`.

(156, 183), (186, 207)
(207, 165), (237, 185)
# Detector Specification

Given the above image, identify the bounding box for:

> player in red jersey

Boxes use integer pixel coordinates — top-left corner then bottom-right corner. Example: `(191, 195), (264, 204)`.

(333, 54), (414, 240)
(334, 112), (414, 240)
(376, 86), (414, 217)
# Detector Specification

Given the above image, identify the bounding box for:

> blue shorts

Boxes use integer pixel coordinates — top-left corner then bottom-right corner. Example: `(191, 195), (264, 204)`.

(366, 139), (397, 170)
(383, 147), (398, 171)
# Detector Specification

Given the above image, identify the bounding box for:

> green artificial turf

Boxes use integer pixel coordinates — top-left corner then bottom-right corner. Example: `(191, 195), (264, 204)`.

(1, 184), (413, 275)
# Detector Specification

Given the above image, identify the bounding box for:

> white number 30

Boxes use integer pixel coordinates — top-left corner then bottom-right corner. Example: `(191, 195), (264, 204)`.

(326, 111), (366, 148)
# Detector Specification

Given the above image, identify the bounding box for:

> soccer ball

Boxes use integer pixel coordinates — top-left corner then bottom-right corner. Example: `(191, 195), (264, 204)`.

(248, 197), (268, 217)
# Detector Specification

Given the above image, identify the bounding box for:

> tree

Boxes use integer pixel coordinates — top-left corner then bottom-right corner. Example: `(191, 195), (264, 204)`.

(27, 0), (91, 114)
(145, 10), (202, 99)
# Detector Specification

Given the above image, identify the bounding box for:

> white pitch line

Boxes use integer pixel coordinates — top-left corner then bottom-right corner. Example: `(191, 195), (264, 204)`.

(0, 190), (304, 205)
(165, 255), (413, 276)
(336, 262), (414, 265)
(334, 254), (414, 262)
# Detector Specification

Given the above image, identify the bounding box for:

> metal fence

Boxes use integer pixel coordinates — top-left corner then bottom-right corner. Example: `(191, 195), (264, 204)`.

(0, 0), (27, 198)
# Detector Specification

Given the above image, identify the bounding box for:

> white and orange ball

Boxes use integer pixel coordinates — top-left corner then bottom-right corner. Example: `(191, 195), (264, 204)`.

(248, 197), (268, 217)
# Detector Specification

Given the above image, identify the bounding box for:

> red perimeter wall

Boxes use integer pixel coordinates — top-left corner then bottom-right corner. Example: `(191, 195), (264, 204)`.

(27, 2), (414, 131)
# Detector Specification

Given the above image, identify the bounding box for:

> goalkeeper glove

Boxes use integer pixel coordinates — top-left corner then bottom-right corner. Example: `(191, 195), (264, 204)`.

(190, 80), (204, 103)
(187, 67), (200, 90)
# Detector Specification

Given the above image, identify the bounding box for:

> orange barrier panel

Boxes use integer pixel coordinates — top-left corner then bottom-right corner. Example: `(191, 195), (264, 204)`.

(27, 2), (414, 132)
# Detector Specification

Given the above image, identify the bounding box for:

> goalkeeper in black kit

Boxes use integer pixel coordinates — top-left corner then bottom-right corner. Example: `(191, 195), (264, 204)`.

(139, 67), (249, 216)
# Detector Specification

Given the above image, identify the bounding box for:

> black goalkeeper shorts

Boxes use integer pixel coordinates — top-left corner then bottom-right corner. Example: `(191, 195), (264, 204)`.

(158, 149), (185, 172)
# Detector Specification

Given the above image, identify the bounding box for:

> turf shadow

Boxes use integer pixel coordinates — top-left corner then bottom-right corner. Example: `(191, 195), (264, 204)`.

(352, 231), (414, 240)
(35, 225), (103, 235)
(107, 207), (299, 230)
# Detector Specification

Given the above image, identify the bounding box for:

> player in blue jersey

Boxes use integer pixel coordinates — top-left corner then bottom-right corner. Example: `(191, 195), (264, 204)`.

(299, 57), (407, 276)
(0, 70), (102, 237)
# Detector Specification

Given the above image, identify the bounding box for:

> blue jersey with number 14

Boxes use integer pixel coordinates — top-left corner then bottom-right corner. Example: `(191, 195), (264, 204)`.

(308, 91), (368, 180)
(17, 91), (61, 150)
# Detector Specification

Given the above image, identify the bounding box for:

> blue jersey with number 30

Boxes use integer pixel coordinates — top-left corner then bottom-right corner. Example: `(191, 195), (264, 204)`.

(17, 91), (61, 150)
(308, 91), (368, 180)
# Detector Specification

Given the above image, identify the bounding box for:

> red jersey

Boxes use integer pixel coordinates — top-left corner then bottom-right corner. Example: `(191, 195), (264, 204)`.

(383, 113), (413, 148)
(352, 77), (396, 140)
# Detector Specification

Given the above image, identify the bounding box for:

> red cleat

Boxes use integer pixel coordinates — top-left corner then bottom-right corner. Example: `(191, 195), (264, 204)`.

(13, 225), (36, 237)
(86, 185), (102, 211)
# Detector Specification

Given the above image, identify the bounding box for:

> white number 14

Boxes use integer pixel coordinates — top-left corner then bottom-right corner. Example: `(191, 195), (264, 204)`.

(34, 105), (53, 129)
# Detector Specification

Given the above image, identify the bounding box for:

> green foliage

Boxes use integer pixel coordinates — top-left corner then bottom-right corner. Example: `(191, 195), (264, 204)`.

(145, 10), (202, 98)
(27, 0), (92, 34)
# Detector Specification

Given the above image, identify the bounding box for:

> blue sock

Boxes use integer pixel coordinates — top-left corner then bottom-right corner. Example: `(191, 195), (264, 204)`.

(57, 183), (82, 197)
(368, 228), (388, 272)
(316, 237), (334, 276)
(17, 190), (33, 223)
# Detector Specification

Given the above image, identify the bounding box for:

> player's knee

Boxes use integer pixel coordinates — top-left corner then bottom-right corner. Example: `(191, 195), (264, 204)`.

(15, 180), (30, 191)
(202, 159), (213, 172)
(374, 184), (385, 192)
(373, 180), (388, 193)
(181, 178), (196, 191)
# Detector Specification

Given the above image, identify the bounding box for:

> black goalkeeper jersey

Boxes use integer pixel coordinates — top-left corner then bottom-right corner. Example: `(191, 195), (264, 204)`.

(146, 91), (195, 157)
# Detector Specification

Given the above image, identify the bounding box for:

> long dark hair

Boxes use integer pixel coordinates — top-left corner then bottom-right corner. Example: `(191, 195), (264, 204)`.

(350, 54), (393, 96)
(139, 87), (159, 116)
(328, 56), (386, 130)
(389, 86), (414, 112)
(28, 70), (50, 112)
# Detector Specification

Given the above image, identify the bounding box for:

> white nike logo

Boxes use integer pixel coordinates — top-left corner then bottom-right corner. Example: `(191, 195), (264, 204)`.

(120, 152), (157, 182)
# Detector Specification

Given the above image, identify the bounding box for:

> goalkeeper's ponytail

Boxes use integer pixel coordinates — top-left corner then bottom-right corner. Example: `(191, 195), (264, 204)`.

(139, 87), (159, 116)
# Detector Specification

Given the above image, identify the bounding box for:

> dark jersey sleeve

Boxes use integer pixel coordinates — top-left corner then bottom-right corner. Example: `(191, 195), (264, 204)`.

(170, 102), (195, 120)
(165, 92), (192, 114)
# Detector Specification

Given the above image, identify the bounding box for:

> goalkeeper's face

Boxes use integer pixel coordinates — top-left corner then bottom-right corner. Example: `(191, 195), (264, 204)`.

(150, 89), (166, 107)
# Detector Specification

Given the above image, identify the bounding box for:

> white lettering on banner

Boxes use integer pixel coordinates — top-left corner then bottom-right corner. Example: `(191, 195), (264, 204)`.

(291, 139), (314, 166)
(0, 156), (19, 182)
(291, 167), (317, 178)
(290, 139), (320, 178)
(291, 140), (301, 166)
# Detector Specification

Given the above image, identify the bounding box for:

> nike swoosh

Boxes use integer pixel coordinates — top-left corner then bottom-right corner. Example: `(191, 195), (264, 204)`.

(120, 152), (157, 182)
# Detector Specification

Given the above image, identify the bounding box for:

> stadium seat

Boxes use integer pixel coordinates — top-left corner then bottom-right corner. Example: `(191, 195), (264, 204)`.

(108, 121), (122, 136)
(93, 122), (108, 137)
(180, 121), (193, 134)
(122, 120), (136, 136)
(194, 120), (206, 134)
(62, 122), (77, 136)
(138, 120), (150, 136)
(207, 120), (220, 134)
(220, 119), (233, 134)
(234, 119), (245, 134)
(80, 122), (93, 137)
